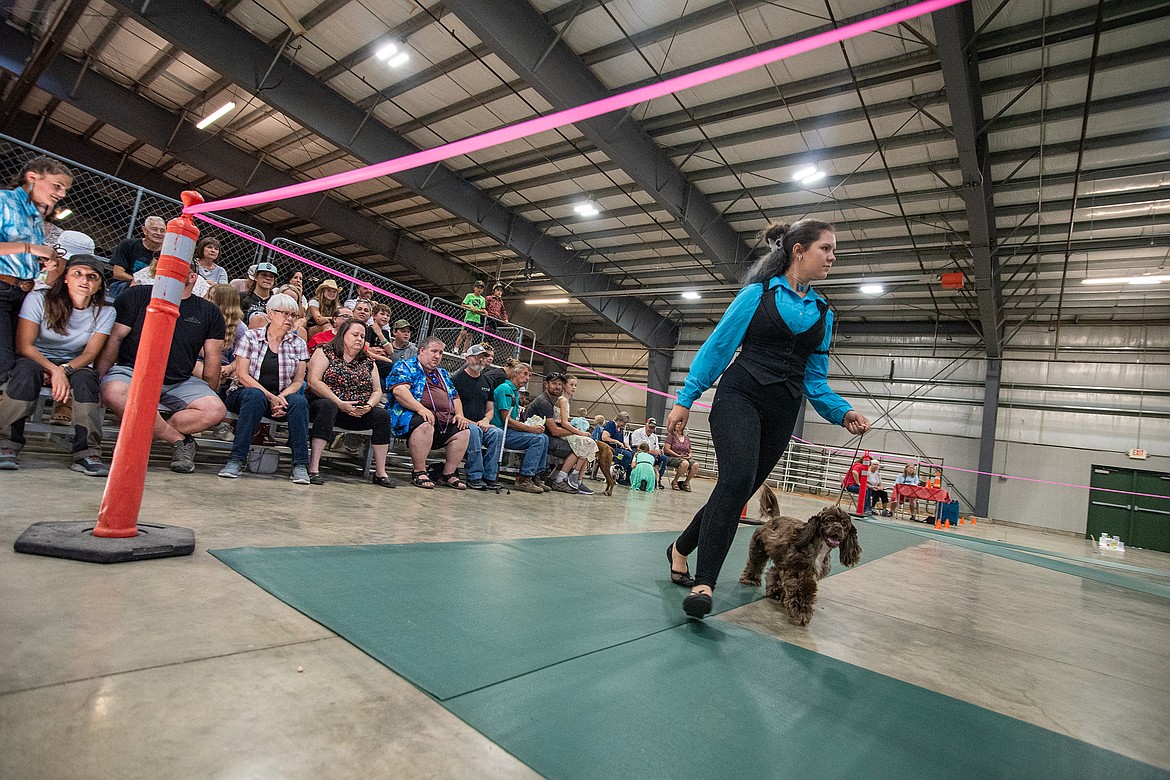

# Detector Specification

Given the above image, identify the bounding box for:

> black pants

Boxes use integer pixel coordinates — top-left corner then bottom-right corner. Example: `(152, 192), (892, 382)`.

(675, 363), (801, 589)
(308, 397), (391, 444)
(0, 281), (29, 384)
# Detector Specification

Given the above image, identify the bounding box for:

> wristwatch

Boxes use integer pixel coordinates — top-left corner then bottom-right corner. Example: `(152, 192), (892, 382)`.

(62, 364), (75, 377)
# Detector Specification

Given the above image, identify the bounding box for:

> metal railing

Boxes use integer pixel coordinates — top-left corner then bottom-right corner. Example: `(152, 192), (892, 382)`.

(0, 134), (265, 281)
(428, 295), (533, 366)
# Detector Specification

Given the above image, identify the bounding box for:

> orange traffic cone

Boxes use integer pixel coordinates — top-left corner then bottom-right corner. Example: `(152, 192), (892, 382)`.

(944, 519), (951, 529)
(959, 518), (966, 525)
(971, 517), (978, 525)
(934, 519), (941, 529)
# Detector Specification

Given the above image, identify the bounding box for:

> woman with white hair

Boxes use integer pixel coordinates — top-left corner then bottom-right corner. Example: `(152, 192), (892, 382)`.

(217, 292), (311, 483)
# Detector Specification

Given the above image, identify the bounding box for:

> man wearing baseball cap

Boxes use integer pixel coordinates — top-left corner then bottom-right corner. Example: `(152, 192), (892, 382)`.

(240, 261), (279, 326)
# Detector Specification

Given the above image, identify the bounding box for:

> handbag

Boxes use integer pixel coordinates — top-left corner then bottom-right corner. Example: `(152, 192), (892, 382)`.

(247, 445), (280, 474)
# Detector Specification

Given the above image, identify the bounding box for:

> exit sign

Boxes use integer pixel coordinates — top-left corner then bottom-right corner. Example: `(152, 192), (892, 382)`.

(1128, 448), (1149, 460)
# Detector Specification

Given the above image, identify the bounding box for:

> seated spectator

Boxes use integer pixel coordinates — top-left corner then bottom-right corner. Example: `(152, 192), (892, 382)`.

(629, 417), (668, 489)
(389, 336), (471, 489)
(305, 319), (396, 487)
(451, 343), (503, 490)
(306, 279), (341, 337)
(842, 457), (874, 513)
(193, 238), (228, 285)
(629, 442), (658, 492)
(97, 259), (227, 473)
(133, 254), (211, 298)
(590, 414), (605, 440)
(481, 353), (511, 391)
(0, 254), (114, 475)
(205, 283), (245, 439)
(551, 374), (596, 494)
(525, 372), (589, 494)
(307, 307), (352, 351)
(868, 458), (892, 516)
(895, 462), (922, 521)
(109, 215), (164, 299)
(490, 361), (548, 494)
(368, 303), (392, 347)
(386, 318), (417, 364)
(602, 411), (634, 484)
(284, 270), (310, 314)
(571, 407), (590, 433)
(239, 261), (279, 327)
(229, 263), (256, 296)
(217, 294), (310, 483)
(344, 281), (375, 311)
(663, 419), (700, 491)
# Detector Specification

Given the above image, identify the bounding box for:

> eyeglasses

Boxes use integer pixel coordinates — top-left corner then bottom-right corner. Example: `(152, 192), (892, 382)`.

(269, 309), (297, 317)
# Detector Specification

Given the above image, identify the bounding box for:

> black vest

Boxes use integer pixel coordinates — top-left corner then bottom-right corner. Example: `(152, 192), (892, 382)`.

(730, 284), (828, 400)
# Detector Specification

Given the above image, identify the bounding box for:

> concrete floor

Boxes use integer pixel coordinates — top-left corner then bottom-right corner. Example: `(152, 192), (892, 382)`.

(2, 445), (1168, 778)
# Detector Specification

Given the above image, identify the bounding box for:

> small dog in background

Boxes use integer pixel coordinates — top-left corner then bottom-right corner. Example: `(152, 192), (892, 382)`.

(739, 488), (861, 626)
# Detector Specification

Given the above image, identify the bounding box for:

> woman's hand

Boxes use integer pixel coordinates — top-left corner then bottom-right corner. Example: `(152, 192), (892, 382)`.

(269, 393), (288, 418)
(47, 366), (72, 403)
(337, 400), (358, 417)
(843, 410), (870, 435)
(665, 404), (689, 435)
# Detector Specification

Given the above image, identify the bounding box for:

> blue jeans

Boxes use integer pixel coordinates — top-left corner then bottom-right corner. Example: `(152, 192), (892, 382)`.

(845, 484), (873, 511)
(500, 428), (548, 476)
(226, 387), (309, 466)
(465, 424), (503, 481)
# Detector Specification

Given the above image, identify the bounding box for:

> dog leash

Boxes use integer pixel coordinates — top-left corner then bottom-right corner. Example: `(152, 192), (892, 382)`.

(834, 431), (866, 509)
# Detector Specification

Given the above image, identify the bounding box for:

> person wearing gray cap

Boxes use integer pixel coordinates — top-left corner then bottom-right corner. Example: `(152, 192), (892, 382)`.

(386, 318), (418, 364)
(0, 254), (113, 475)
(240, 261), (279, 326)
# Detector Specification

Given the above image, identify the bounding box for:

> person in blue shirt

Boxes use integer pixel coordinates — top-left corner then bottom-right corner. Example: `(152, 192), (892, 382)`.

(0, 156), (73, 383)
(665, 218), (870, 619)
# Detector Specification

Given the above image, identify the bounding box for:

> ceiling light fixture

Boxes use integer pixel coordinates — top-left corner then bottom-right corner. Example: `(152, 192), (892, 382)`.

(799, 170), (826, 185)
(1081, 275), (1170, 286)
(859, 283), (885, 296)
(386, 52), (410, 67)
(681, 291), (702, 300)
(791, 165), (817, 181)
(195, 101), (235, 130)
(573, 202), (600, 217)
(54, 208), (72, 220)
(525, 298), (572, 305)
(375, 43), (399, 60)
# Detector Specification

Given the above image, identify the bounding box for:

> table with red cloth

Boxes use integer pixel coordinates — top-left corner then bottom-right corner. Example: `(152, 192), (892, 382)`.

(893, 483), (950, 516)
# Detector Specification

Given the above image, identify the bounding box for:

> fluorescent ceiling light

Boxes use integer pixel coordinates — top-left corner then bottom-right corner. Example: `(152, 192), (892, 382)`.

(386, 52), (410, 67)
(799, 170), (826, 185)
(54, 208), (72, 220)
(1081, 275), (1170, 286)
(791, 165), (817, 181)
(196, 101), (235, 129)
(573, 202), (599, 217)
(859, 284), (884, 296)
(681, 291), (701, 300)
(525, 298), (571, 305)
(375, 43), (399, 60)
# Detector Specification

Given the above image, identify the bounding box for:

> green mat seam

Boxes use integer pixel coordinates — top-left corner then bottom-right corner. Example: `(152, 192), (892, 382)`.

(858, 519), (1170, 599)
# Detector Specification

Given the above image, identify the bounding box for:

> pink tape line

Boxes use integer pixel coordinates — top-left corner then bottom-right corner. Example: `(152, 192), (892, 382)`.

(197, 214), (707, 410)
(186, 0), (966, 215)
(202, 215), (1161, 501)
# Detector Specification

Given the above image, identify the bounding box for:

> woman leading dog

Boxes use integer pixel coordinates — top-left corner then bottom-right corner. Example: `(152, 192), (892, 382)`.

(665, 218), (870, 618)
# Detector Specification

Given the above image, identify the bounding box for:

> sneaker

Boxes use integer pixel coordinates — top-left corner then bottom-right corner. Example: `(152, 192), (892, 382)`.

(290, 464), (311, 485)
(0, 448), (18, 471)
(218, 459), (245, 478)
(531, 475), (549, 493)
(467, 478), (489, 490)
(575, 482), (595, 495)
(71, 456), (109, 477)
(213, 422), (235, 441)
(308, 472), (325, 485)
(514, 476), (544, 494)
(171, 437), (198, 473)
(485, 480), (502, 491)
(550, 478), (576, 494)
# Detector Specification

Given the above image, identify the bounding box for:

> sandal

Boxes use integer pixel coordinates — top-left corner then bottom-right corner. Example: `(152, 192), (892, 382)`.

(439, 472), (467, 490)
(682, 591), (713, 619)
(667, 543), (694, 587)
(411, 470), (435, 489)
(680, 482), (692, 492)
(371, 474), (398, 489)
(671, 480), (680, 490)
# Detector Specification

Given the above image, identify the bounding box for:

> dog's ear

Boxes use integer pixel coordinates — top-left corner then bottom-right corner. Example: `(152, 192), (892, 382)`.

(839, 520), (862, 567)
(758, 485), (780, 517)
(794, 511), (820, 547)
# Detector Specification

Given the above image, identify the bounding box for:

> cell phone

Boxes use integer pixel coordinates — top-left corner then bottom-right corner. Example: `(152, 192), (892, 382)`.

(353, 402), (368, 409)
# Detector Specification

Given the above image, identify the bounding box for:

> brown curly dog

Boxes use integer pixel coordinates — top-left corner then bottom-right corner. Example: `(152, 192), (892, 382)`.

(739, 488), (862, 626)
(594, 440), (616, 496)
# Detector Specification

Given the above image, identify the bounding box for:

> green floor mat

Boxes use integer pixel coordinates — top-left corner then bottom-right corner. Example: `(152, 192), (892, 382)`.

(446, 620), (1169, 780)
(210, 524), (921, 700)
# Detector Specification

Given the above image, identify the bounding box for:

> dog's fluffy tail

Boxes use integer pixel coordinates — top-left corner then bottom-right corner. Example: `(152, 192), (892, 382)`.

(759, 484), (780, 517)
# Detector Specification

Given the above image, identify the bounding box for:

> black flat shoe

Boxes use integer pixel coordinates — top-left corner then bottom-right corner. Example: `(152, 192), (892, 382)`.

(683, 591), (713, 619)
(667, 543), (695, 587)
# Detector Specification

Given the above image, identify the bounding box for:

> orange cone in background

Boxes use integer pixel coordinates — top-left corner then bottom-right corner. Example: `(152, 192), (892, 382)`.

(944, 519), (951, 529)
(959, 518), (966, 525)
(740, 504), (748, 519)
(934, 519), (941, 529)
(971, 518), (978, 525)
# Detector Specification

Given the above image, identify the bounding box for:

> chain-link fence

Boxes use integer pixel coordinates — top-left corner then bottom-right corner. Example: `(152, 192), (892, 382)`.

(0, 134), (264, 280)
(269, 238), (432, 339)
(428, 295), (534, 365)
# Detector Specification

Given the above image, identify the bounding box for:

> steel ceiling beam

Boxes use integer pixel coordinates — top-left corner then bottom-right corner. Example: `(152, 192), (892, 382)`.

(435, 0), (755, 285)
(925, 7), (1005, 357)
(106, 0), (676, 353)
(0, 0), (87, 129)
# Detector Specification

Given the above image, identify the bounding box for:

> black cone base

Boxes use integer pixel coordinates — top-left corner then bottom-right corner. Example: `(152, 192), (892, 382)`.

(14, 521), (195, 563)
